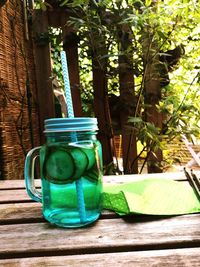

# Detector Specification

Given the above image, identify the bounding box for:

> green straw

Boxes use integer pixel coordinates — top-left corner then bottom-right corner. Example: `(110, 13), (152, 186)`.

(61, 51), (86, 223)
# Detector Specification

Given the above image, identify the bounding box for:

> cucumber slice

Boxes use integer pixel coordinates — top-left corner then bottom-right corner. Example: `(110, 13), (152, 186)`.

(69, 141), (96, 170)
(81, 147), (96, 170)
(44, 146), (91, 183)
(69, 147), (89, 179)
(44, 147), (75, 183)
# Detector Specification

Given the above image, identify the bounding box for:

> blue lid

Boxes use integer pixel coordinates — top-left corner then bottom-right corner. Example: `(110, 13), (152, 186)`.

(44, 117), (98, 133)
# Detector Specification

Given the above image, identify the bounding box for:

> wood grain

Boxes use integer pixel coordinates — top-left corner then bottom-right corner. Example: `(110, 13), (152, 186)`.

(32, 10), (55, 143)
(0, 189), (32, 203)
(0, 247), (200, 266)
(0, 214), (200, 258)
(0, 180), (40, 190)
(1, 173), (200, 266)
(0, 203), (116, 223)
(1, 171), (196, 189)
(0, 203), (43, 223)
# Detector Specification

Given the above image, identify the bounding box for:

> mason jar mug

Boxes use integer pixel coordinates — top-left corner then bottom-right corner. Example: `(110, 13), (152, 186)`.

(24, 118), (103, 228)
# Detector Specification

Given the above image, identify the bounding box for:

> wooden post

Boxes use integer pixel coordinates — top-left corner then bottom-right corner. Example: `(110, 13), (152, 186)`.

(92, 57), (113, 166)
(140, 0), (163, 173)
(143, 39), (163, 173)
(118, 26), (138, 174)
(119, 70), (138, 174)
(32, 10), (55, 143)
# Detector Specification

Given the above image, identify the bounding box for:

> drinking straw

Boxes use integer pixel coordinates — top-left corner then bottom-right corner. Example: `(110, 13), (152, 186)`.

(61, 51), (86, 223)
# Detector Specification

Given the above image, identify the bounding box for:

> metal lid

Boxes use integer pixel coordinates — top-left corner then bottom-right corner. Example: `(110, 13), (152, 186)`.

(44, 117), (98, 133)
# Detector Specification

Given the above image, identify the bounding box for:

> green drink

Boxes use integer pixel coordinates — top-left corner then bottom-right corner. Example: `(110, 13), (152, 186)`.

(41, 142), (102, 227)
(25, 118), (103, 228)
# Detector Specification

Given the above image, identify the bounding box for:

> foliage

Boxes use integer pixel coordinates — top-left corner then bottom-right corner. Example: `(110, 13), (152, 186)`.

(49, 28), (63, 85)
(40, 0), (200, 170)
(34, 0), (52, 10)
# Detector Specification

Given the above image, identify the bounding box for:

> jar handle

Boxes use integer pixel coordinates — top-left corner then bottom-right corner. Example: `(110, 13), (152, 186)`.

(24, 146), (42, 203)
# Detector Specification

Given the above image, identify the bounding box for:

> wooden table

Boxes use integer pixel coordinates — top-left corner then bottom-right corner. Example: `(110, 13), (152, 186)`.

(0, 172), (200, 266)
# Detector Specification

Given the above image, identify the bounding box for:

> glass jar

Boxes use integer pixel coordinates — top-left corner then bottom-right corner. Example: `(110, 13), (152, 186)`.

(25, 118), (103, 228)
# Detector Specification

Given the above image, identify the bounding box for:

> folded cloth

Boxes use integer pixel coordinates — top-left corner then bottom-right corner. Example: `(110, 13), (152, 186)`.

(103, 178), (200, 216)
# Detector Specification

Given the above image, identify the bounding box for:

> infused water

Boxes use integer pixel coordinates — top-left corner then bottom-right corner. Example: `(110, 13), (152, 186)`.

(40, 142), (102, 227)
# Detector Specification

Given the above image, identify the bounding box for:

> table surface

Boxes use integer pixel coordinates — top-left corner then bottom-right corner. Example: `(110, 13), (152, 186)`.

(0, 172), (200, 266)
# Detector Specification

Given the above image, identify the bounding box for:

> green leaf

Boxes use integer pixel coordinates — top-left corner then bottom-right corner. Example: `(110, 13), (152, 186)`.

(145, 0), (152, 7)
(128, 117), (143, 123)
(59, 0), (69, 7)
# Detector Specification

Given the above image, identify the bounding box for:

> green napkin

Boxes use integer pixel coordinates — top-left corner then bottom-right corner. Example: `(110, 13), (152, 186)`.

(103, 178), (200, 215)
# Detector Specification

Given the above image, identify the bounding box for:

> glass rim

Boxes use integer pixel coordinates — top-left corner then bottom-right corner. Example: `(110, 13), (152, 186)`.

(44, 117), (98, 133)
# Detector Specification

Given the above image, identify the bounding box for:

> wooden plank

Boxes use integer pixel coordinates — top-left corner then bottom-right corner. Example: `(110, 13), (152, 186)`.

(0, 180), (41, 190)
(0, 172), (198, 205)
(0, 203), (115, 223)
(0, 214), (200, 258)
(1, 172), (197, 189)
(0, 247), (200, 266)
(0, 180), (25, 189)
(0, 172), (199, 205)
(0, 189), (31, 203)
(0, 203), (43, 223)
